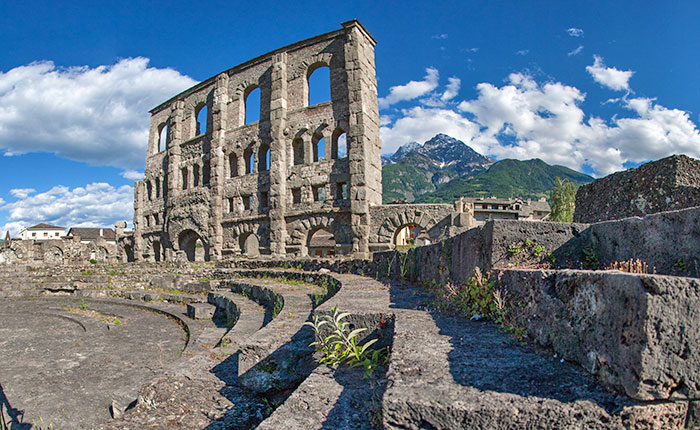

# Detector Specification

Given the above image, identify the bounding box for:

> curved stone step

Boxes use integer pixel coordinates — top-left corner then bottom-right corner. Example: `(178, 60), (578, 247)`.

(208, 290), (266, 350)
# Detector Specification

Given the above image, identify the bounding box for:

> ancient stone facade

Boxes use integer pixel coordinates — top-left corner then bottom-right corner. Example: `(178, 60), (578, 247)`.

(130, 21), (474, 262)
(574, 154), (700, 223)
(0, 236), (117, 265)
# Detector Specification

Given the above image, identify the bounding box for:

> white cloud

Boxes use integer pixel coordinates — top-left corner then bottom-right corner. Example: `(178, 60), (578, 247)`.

(10, 188), (35, 199)
(378, 68), (440, 108)
(0, 58), (197, 169)
(121, 170), (144, 180)
(432, 34), (448, 40)
(381, 70), (700, 177)
(567, 45), (584, 56)
(380, 115), (393, 126)
(0, 182), (133, 236)
(441, 77), (461, 101)
(516, 50), (529, 56)
(567, 28), (584, 37)
(586, 55), (634, 91)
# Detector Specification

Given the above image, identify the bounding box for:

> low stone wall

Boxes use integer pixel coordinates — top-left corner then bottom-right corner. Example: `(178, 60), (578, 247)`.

(0, 238), (118, 265)
(501, 269), (700, 402)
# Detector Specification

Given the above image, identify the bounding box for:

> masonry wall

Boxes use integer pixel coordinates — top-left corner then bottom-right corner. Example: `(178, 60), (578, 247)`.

(133, 21), (382, 262)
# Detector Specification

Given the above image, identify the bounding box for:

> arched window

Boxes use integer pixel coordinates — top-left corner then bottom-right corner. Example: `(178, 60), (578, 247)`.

(157, 123), (168, 152)
(182, 167), (188, 190)
(203, 160), (210, 186)
(245, 87), (261, 124)
(258, 144), (270, 171)
(308, 66), (331, 106)
(244, 147), (255, 174)
(195, 103), (208, 135)
(332, 129), (347, 159)
(146, 181), (153, 200)
(155, 179), (160, 198)
(313, 134), (325, 162)
(308, 228), (336, 258)
(229, 153), (238, 177)
(293, 137), (304, 166)
(193, 164), (200, 187)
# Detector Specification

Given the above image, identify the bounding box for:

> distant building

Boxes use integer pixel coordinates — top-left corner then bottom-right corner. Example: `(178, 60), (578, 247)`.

(66, 227), (117, 245)
(17, 223), (66, 241)
(466, 197), (550, 223)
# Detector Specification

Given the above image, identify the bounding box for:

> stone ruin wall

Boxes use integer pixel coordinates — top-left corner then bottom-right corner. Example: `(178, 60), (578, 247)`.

(133, 20), (383, 262)
(0, 238), (118, 266)
(575, 154), (700, 223)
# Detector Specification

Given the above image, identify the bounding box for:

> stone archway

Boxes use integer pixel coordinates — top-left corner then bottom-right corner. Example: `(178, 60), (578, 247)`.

(123, 244), (134, 263)
(376, 208), (438, 249)
(153, 241), (162, 262)
(240, 233), (260, 257)
(44, 246), (63, 265)
(307, 228), (336, 258)
(178, 229), (206, 262)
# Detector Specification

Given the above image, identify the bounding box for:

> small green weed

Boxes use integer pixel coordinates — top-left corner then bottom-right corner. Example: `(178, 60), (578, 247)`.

(304, 306), (387, 378)
(79, 299), (89, 311)
(89, 259), (97, 265)
(113, 317), (121, 326)
(81, 270), (94, 276)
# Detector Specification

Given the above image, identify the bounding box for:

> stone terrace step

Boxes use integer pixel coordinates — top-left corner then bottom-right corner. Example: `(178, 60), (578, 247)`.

(382, 291), (689, 430)
(208, 290), (266, 351)
(258, 273), (391, 429)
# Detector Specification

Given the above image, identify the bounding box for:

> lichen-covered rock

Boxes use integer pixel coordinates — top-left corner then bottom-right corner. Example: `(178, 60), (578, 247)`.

(574, 155), (700, 223)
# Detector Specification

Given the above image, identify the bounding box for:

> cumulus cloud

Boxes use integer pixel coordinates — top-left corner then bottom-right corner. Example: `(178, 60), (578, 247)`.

(10, 188), (35, 199)
(378, 68), (439, 108)
(121, 170), (144, 180)
(441, 77), (461, 101)
(567, 28), (584, 37)
(380, 70), (700, 176)
(0, 58), (197, 169)
(0, 182), (133, 235)
(567, 45), (584, 56)
(586, 55), (634, 91)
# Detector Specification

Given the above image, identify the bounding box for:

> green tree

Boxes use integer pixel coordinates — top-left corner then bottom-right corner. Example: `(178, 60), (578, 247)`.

(549, 177), (576, 222)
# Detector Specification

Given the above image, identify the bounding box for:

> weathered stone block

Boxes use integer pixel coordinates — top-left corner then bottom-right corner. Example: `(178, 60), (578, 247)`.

(502, 269), (700, 400)
(186, 302), (215, 320)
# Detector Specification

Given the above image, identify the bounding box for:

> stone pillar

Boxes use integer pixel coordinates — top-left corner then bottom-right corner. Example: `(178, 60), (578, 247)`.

(208, 73), (229, 261)
(268, 52), (289, 256)
(133, 180), (145, 260)
(343, 20), (382, 257)
(167, 101), (185, 200)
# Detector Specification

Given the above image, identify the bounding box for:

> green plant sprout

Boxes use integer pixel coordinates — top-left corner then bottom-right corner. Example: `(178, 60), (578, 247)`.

(304, 306), (386, 378)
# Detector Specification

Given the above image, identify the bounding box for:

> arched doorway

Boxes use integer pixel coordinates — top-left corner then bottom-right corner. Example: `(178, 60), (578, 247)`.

(123, 244), (134, 263)
(179, 230), (206, 262)
(240, 233), (260, 257)
(394, 224), (428, 248)
(308, 228), (336, 258)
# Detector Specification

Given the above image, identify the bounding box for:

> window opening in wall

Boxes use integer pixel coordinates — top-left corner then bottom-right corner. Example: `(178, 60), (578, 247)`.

(242, 195), (251, 211)
(260, 191), (269, 210)
(332, 130), (347, 159)
(154, 213), (159, 225)
(293, 138), (304, 166)
(155, 180), (160, 198)
(229, 153), (238, 177)
(193, 164), (200, 187)
(336, 182), (348, 200)
(228, 197), (234, 213)
(245, 87), (261, 124)
(245, 148), (255, 174)
(259, 144), (270, 171)
(182, 167), (188, 190)
(292, 188), (302, 204)
(158, 123), (168, 152)
(308, 66), (331, 106)
(196, 104), (208, 135)
(313, 135), (325, 162)
(146, 181), (153, 200)
(313, 185), (326, 202)
(308, 228), (336, 258)
(203, 161), (210, 186)
(146, 216), (151, 227)
(163, 175), (168, 198)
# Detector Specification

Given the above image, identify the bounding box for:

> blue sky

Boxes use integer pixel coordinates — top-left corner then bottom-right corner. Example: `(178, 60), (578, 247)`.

(1, 0), (699, 235)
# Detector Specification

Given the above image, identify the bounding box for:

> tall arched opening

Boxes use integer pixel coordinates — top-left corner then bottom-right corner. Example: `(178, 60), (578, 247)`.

(179, 230), (206, 262)
(307, 228), (336, 258)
